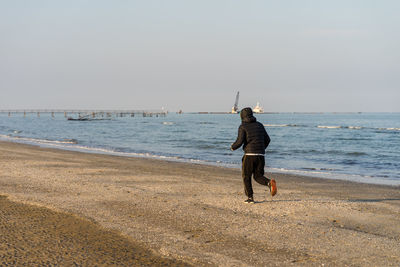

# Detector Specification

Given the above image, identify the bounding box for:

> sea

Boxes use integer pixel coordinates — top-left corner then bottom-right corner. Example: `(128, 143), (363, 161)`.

(1, 112), (399, 186)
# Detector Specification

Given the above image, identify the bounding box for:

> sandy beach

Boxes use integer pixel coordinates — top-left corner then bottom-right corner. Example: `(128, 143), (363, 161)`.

(1, 141), (399, 266)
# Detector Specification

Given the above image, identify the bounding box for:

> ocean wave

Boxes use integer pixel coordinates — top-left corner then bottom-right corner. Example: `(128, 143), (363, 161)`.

(301, 167), (340, 172)
(162, 122), (175, 125)
(346, 151), (367, 156)
(337, 137), (371, 141)
(269, 167), (331, 176)
(340, 159), (358, 165)
(277, 149), (368, 157)
(263, 124), (302, 127)
(0, 134), (78, 145)
(378, 127), (400, 131)
(199, 122), (217, 125)
(263, 124), (289, 127)
(268, 167), (400, 186)
(264, 124), (363, 129)
(2, 132), (399, 186)
(318, 125), (400, 131)
(62, 139), (79, 144)
(0, 134), (189, 162)
(317, 125), (342, 129)
(263, 124), (400, 132)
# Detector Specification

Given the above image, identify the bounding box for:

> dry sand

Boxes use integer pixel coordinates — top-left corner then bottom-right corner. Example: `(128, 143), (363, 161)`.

(0, 195), (187, 266)
(0, 141), (399, 266)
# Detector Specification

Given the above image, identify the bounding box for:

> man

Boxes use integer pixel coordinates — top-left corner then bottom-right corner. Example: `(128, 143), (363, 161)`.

(231, 107), (277, 203)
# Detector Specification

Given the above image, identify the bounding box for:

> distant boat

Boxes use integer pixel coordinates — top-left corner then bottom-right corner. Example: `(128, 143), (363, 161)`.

(67, 117), (90, 121)
(67, 117), (111, 121)
(231, 91), (240, 113)
(252, 102), (264, 113)
(67, 115), (110, 121)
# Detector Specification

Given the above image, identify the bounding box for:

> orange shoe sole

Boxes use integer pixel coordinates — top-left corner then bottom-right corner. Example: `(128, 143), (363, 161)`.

(270, 179), (277, 196)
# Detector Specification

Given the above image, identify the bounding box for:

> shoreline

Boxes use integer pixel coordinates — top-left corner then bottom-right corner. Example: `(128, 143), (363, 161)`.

(1, 137), (399, 187)
(1, 141), (400, 266)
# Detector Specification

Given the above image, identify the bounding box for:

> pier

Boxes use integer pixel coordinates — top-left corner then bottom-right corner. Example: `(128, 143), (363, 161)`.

(0, 109), (167, 118)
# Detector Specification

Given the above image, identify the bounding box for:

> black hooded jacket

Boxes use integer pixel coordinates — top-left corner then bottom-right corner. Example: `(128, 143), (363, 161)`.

(231, 108), (270, 154)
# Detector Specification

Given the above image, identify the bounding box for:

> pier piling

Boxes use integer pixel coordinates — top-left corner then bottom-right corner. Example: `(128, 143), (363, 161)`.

(1, 109), (167, 119)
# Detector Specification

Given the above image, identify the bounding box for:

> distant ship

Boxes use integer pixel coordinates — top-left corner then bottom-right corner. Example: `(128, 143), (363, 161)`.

(231, 91), (240, 113)
(252, 102), (264, 113)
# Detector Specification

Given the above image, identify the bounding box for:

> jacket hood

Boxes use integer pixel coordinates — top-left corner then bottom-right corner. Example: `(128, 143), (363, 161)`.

(240, 107), (256, 123)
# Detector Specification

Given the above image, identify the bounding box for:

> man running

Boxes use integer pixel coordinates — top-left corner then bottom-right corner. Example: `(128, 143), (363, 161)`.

(231, 107), (277, 203)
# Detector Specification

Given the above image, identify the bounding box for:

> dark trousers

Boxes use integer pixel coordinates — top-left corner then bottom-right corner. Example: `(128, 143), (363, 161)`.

(242, 155), (270, 198)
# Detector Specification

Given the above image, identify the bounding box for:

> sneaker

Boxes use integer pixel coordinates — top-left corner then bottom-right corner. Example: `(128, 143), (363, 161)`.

(269, 179), (277, 196)
(244, 198), (255, 204)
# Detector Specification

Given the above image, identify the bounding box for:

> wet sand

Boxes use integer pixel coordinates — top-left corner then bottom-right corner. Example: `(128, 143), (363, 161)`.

(1, 141), (400, 266)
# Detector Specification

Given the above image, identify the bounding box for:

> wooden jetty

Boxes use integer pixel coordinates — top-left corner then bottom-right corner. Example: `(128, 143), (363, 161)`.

(0, 109), (167, 118)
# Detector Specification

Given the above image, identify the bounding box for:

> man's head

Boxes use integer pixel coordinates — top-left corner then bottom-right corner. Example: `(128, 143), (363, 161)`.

(240, 107), (256, 122)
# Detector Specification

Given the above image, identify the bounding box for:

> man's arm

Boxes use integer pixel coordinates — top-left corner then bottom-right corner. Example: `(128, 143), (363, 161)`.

(231, 126), (245, 151)
(264, 129), (271, 149)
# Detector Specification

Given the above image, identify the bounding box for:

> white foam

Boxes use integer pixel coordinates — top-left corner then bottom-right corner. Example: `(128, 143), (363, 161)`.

(0, 135), (78, 145)
(2, 133), (400, 186)
(317, 125), (342, 129)
(347, 126), (362, 129)
(267, 167), (400, 186)
(0, 134), (197, 165)
(263, 124), (289, 127)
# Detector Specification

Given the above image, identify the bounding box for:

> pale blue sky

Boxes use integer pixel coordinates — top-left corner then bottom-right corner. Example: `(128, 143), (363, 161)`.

(1, 1), (399, 112)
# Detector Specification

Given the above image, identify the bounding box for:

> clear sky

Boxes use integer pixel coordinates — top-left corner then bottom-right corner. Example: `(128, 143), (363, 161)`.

(1, 1), (399, 112)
